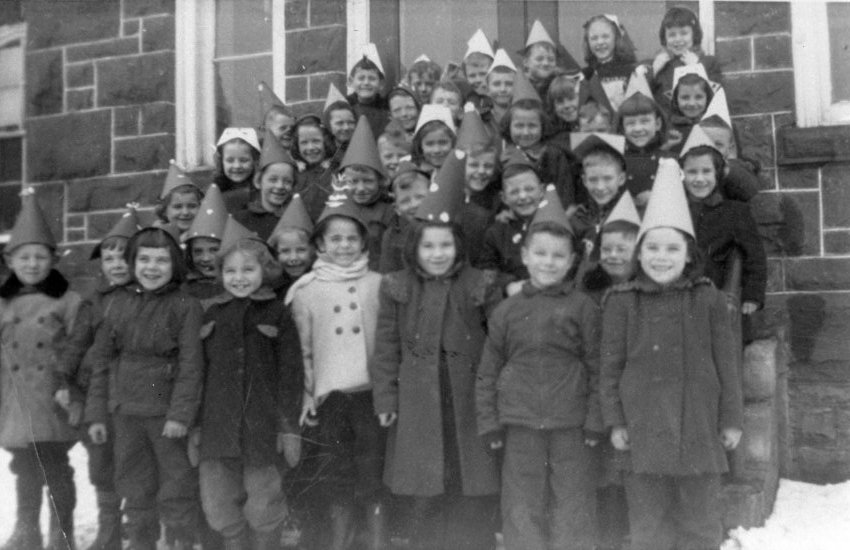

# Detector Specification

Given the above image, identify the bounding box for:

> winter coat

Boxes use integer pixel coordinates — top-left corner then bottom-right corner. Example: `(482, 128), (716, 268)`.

(182, 273), (224, 306)
(476, 280), (603, 436)
(624, 137), (672, 198)
(294, 162), (333, 222)
(198, 289), (303, 466)
(0, 271), (82, 448)
(477, 215), (530, 290)
(600, 276), (743, 475)
(347, 92), (390, 138)
(378, 213), (411, 274)
(459, 200), (493, 268)
(233, 199), (283, 241)
(85, 282), (203, 426)
(371, 266), (500, 497)
(689, 193), (767, 306)
(569, 191), (623, 255)
(722, 158), (761, 202)
(528, 142), (584, 207)
(354, 198), (396, 272)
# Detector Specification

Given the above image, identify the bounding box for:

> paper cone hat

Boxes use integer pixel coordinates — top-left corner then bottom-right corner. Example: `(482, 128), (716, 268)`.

(160, 160), (200, 199)
(90, 205), (144, 259)
(259, 129), (297, 171)
(415, 149), (467, 223)
(323, 83), (349, 114)
(555, 42), (582, 75)
(570, 132), (626, 159)
(413, 53), (432, 64)
(488, 48), (517, 74)
(217, 215), (262, 257)
(352, 42), (385, 76)
(464, 29), (495, 60)
(603, 191), (641, 229)
(257, 80), (291, 119)
(530, 184), (572, 233)
(679, 125), (720, 158)
(216, 127), (261, 151)
(671, 63), (710, 92)
(501, 146), (537, 176)
(525, 19), (555, 48)
(317, 190), (367, 230)
(638, 158), (694, 240)
(271, 193), (314, 239)
(413, 104), (457, 137)
(184, 183), (228, 242)
(338, 116), (385, 176)
(511, 70), (542, 104)
(7, 187), (57, 252)
(623, 68), (654, 102)
(456, 103), (492, 150)
(700, 87), (732, 128)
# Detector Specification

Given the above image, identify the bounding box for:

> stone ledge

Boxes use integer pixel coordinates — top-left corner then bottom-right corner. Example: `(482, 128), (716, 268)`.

(777, 125), (850, 165)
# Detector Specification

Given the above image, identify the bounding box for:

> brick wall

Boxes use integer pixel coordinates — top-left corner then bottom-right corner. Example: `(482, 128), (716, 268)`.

(716, 1), (850, 483)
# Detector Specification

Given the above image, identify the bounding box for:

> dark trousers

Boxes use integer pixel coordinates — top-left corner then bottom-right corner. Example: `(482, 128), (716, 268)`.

(406, 494), (497, 550)
(83, 421), (115, 492)
(7, 441), (76, 520)
(501, 426), (596, 550)
(113, 413), (199, 543)
(624, 472), (722, 550)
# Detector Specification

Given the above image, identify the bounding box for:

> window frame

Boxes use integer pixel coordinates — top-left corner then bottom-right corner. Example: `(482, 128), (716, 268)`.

(0, 21), (26, 245)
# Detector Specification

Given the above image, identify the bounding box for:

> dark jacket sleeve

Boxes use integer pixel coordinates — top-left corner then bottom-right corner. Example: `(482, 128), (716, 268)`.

(540, 144), (581, 207)
(476, 306), (508, 436)
(84, 315), (118, 424)
(579, 296), (603, 433)
(370, 275), (403, 415)
(722, 159), (760, 202)
(59, 299), (97, 402)
(734, 202), (768, 306)
(166, 297), (204, 426)
(278, 306), (304, 434)
(600, 291), (629, 428)
(709, 287), (743, 431)
(703, 55), (723, 85)
(477, 226), (518, 293)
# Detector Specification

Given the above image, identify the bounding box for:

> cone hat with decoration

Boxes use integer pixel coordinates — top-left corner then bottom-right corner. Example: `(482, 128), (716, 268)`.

(413, 104), (457, 137)
(671, 62), (718, 93)
(323, 83), (349, 114)
(415, 149), (467, 223)
(488, 48), (517, 74)
(511, 70), (542, 105)
(338, 116), (385, 176)
(90, 204), (144, 259)
(259, 128), (297, 171)
(456, 103), (492, 150)
(570, 132), (626, 161)
(700, 87), (732, 128)
(316, 189), (367, 231)
(603, 190), (641, 230)
(257, 80), (292, 120)
(638, 158), (694, 241)
(6, 187), (57, 252)
(270, 193), (314, 240)
(464, 29), (495, 60)
(217, 214), (263, 257)
(160, 160), (200, 199)
(524, 20), (556, 49)
(216, 127), (261, 152)
(530, 184), (573, 234)
(351, 42), (385, 77)
(623, 67), (654, 102)
(183, 183), (228, 243)
(679, 124), (721, 158)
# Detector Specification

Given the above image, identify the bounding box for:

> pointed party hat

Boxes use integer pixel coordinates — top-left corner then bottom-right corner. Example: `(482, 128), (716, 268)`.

(500, 146), (537, 176)
(216, 127), (261, 151)
(488, 48), (517, 74)
(415, 149), (467, 223)
(464, 29), (495, 60)
(257, 80), (291, 118)
(413, 104), (457, 137)
(623, 67), (654, 102)
(317, 190), (366, 229)
(679, 124), (721, 158)
(259, 128), (296, 171)
(91, 204), (144, 259)
(413, 53), (432, 64)
(530, 184), (572, 233)
(338, 116), (385, 176)
(570, 132), (626, 160)
(323, 83), (349, 114)
(160, 160), (200, 199)
(184, 183), (228, 242)
(271, 193), (314, 239)
(555, 42), (582, 75)
(456, 103), (491, 150)
(672, 62), (710, 92)
(7, 187), (57, 251)
(352, 42), (385, 76)
(603, 191), (641, 230)
(511, 70), (542, 104)
(700, 87), (732, 128)
(638, 158), (694, 240)
(217, 214), (262, 257)
(525, 19), (555, 48)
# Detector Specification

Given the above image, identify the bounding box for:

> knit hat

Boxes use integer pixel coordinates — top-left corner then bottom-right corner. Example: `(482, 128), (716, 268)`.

(464, 29), (495, 60)
(679, 124), (720, 158)
(183, 183), (228, 243)
(530, 184), (572, 234)
(700, 87), (732, 128)
(570, 132), (626, 161)
(638, 158), (694, 241)
(488, 48), (517, 74)
(456, 102), (492, 150)
(603, 191), (641, 230)
(351, 42), (385, 77)
(159, 160), (200, 200)
(413, 104), (457, 137)
(338, 115), (385, 176)
(415, 149), (467, 223)
(90, 204), (144, 259)
(7, 187), (57, 252)
(257, 80), (292, 119)
(323, 83), (349, 114)
(217, 214), (262, 257)
(511, 70), (542, 105)
(270, 193), (314, 239)
(216, 127), (261, 152)
(525, 19), (556, 49)
(259, 128), (297, 171)
(623, 67), (654, 102)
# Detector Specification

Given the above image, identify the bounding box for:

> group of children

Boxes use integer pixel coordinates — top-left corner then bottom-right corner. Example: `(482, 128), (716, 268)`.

(0, 5), (768, 550)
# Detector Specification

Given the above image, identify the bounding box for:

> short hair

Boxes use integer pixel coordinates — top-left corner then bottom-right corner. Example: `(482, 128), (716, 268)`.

(465, 142), (497, 157)
(430, 81), (463, 103)
(392, 170), (429, 193)
(341, 164), (384, 184)
(617, 95), (667, 135)
(291, 117), (334, 165)
(500, 99), (552, 144)
(267, 226), (311, 252)
(582, 15), (637, 68)
(659, 6), (703, 47)
(213, 137), (260, 189)
(100, 236), (128, 254)
(402, 220), (467, 271)
(126, 227), (186, 284)
(387, 87), (421, 109)
(155, 184), (203, 224)
(672, 73), (714, 116)
(323, 101), (356, 130)
(407, 59), (442, 82)
(349, 57), (384, 80)
(680, 145), (726, 176)
(524, 222), (575, 249)
(219, 238), (283, 285)
(637, 227), (704, 282)
(263, 105), (292, 123)
(546, 74), (578, 112)
(502, 162), (541, 185)
(601, 220), (639, 237)
(583, 148), (626, 172)
(411, 120), (456, 165)
(311, 214), (368, 252)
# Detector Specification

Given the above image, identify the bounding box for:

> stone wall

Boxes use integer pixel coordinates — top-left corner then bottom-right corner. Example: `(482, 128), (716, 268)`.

(716, 1), (850, 483)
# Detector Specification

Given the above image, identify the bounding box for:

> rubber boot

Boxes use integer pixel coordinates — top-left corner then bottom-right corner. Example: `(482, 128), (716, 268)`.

(86, 490), (122, 550)
(1, 466), (43, 550)
(251, 526), (282, 550)
(363, 502), (388, 550)
(45, 464), (77, 550)
(328, 504), (355, 550)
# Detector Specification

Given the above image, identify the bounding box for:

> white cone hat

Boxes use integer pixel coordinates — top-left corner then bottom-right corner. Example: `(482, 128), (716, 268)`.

(638, 158), (694, 240)
(464, 29), (495, 60)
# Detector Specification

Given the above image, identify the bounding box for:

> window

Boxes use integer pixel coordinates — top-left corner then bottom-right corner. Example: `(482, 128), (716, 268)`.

(0, 21), (25, 242)
(791, 1), (850, 127)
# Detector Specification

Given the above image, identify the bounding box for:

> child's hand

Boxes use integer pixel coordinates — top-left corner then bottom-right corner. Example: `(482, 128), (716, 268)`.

(505, 281), (525, 297)
(300, 401), (319, 427)
(54, 388), (71, 409)
(652, 50), (671, 76)
(741, 301), (759, 315)
(681, 50), (699, 65)
(67, 402), (84, 428)
(378, 412), (397, 427)
(634, 191), (652, 207)
(278, 433), (302, 467)
(187, 429), (201, 467)
(481, 431), (504, 456)
(162, 420), (188, 439)
(89, 423), (108, 445)
(494, 208), (516, 223)
(720, 427), (743, 450)
(610, 426), (630, 451)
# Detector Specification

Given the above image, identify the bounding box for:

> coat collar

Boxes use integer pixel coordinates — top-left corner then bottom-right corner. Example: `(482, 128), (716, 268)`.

(614, 273), (712, 294)
(521, 278), (575, 297)
(204, 286), (277, 308)
(94, 276), (129, 296)
(0, 269), (69, 299)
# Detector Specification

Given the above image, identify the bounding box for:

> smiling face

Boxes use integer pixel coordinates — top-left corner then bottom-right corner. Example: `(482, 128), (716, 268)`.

(378, 138), (408, 177)
(165, 189), (201, 232)
(622, 113), (662, 149)
(134, 246), (173, 291)
(701, 125), (734, 159)
(222, 250), (264, 298)
(408, 72), (436, 105)
(389, 94), (419, 132)
(583, 160), (626, 207)
(510, 108), (543, 149)
(255, 162), (295, 213)
(524, 43), (556, 81)
(265, 111), (295, 151)
(464, 53), (492, 95)
(501, 170), (544, 218)
(343, 166), (382, 205)
(7, 243), (53, 287)
(465, 150), (497, 193)
(639, 227), (689, 286)
(522, 230), (575, 289)
(417, 226), (457, 277)
(297, 125), (327, 166)
(393, 175), (429, 220)
(554, 95), (579, 123)
(487, 70), (515, 108)
(665, 25), (695, 57)
(190, 237), (220, 278)
(275, 229), (313, 278)
(100, 244), (130, 286)
(328, 108), (356, 144)
(420, 126), (453, 169)
(349, 68), (382, 101)
(318, 217), (364, 268)
(587, 19), (617, 63)
(222, 140), (255, 185)
(682, 153), (718, 200)
(677, 83), (709, 120)
(599, 230), (637, 282)
(431, 88), (462, 121)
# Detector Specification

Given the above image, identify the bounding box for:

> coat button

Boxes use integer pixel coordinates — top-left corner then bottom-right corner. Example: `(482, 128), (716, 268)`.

(11, 365), (19, 372)
(334, 305), (342, 313)
(335, 327), (343, 335)
(12, 317), (20, 324)
(36, 342), (44, 349)
(37, 316), (45, 324)
(37, 365), (44, 371)
(348, 286), (356, 293)
(350, 303), (357, 310)
(653, 344), (660, 351)
(11, 341), (18, 349)
(352, 326), (361, 334)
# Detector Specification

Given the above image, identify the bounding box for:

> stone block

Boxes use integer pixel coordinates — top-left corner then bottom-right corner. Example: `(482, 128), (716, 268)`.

(754, 34), (792, 70)
(286, 27), (345, 74)
(28, 110), (111, 181)
(730, 401), (777, 485)
(114, 135), (174, 173)
(66, 63), (94, 88)
(285, 0), (308, 30)
(142, 15), (175, 52)
(749, 192), (818, 256)
(123, 0), (175, 18)
(309, 72), (347, 101)
(799, 407), (837, 442)
(736, 115), (774, 168)
(97, 52), (175, 106)
(56, 244), (100, 290)
(716, 38), (751, 73)
(66, 89), (94, 111)
(721, 483), (767, 530)
(725, 71), (794, 116)
(765, 259), (783, 293)
(822, 163), (850, 228)
(786, 258), (850, 291)
(66, 37), (139, 62)
(794, 445), (850, 484)
(777, 165), (819, 190)
(141, 101), (175, 134)
(66, 228), (86, 242)
(123, 18), (140, 36)
(824, 231), (850, 255)
(0, 185), (21, 233)
(114, 106), (140, 136)
(743, 339), (778, 402)
(716, 1), (790, 38)
(310, 0), (345, 26)
(67, 172), (163, 212)
(26, 49), (62, 117)
(25, 0), (119, 50)
(757, 168), (776, 191)
(88, 211), (125, 240)
(66, 215), (84, 229)
(286, 76), (308, 103)
(777, 125), (850, 165)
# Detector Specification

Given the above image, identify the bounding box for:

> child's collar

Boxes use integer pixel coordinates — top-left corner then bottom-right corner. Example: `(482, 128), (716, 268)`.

(0, 269), (69, 299)
(521, 278), (575, 297)
(205, 286), (277, 307)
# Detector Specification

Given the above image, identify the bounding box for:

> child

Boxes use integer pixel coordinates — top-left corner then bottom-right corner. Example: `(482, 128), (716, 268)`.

(214, 128), (261, 212)
(235, 129), (297, 240)
(487, 48), (517, 126)
(86, 225), (203, 550)
(521, 20), (558, 101)
(292, 115), (335, 222)
(1, 189), (82, 550)
(196, 218), (303, 549)
(477, 186), (602, 550)
(411, 104), (457, 175)
(267, 194), (316, 298)
(679, 126), (767, 315)
(580, 191), (640, 301)
(463, 29), (495, 96)
(286, 194), (385, 550)
(430, 81), (464, 125)
(547, 74), (581, 137)
(258, 81), (296, 151)
(387, 86), (421, 138)
(371, 149), (500, 550)
(578, 101), (615, 133)
(600, 158), (743, 550)
(347, 43), (390, 138)
(581, 14), (637, 113)
(669, 64), (715, 148)
(458, 105), (501, 214)
(324, 83), (357, 157)
(406, 55), (442, 105)
(377, 120), (412, 178)
(378, 161), (430, 274)
(155, 161), (204, 237)
(183, 183), (227, 302)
